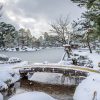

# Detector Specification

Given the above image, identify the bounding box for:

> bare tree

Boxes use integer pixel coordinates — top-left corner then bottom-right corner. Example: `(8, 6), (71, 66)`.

(50, 16), (70, 45)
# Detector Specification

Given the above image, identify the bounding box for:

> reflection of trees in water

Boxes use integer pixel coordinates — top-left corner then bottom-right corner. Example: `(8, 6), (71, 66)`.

(20, 79), (75, 95)
(2, 76), (84, 100)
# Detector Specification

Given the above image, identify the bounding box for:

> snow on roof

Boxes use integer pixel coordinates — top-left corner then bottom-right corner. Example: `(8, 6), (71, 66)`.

(73, 74), (100, 100)
(8, 92), (55, 100)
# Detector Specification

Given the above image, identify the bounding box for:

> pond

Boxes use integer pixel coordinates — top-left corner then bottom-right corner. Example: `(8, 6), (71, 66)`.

(0, 47), (64, 64)
(0, 47), (74, 100)
(2, 79), (74, 100)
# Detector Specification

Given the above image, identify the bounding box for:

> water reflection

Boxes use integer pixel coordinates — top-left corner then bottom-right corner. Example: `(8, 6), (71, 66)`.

(3, 79), (75, 100)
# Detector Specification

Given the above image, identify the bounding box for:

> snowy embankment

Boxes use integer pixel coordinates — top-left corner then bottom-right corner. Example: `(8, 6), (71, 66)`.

(73, 50), (100, 69)
(0, 61), (28, 90)
(0, 54), (28, 91)
(74, 73), (100, 100)
(0, 70), (20, 90)
(8, 92), (56, 100)
(58, 50), (100, 70)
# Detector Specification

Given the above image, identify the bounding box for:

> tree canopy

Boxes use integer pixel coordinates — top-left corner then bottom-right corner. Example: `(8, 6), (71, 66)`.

(0, 22), (17, 47)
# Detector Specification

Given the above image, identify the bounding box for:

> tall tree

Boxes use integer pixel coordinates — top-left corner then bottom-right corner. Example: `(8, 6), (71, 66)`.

(71, 0), (100, 53)
(18, 28), (33, 47)
(71, 0), (100, 36)
(0, 22), (17, 47)
(18, 28), (25, 47)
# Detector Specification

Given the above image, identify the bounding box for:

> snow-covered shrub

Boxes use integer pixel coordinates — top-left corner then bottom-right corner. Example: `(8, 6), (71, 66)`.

(0, 54), (9, 61)
(74, 74), (100, 100)
(5, 79), (12, 86)
(7, 57), (21, 63)
(0, 80), (8, 91)
(0, 71), (20, 86)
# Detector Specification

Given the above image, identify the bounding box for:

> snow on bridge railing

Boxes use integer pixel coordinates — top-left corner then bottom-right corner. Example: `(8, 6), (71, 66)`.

(14, 64), (100, 74)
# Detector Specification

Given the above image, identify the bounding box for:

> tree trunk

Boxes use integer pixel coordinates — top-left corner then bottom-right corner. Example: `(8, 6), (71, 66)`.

(66, 49), (70, 58)
(87, 33), (92, 53)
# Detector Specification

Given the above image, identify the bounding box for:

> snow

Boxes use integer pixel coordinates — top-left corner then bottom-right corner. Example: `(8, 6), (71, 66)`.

(0, 93), (3, 100)
(29, 72), (62, 85)
(73, 50), (88, 57)
(88, 53), (100, 69)
(58, 59), (73, 65)
(73, 73), (100, 100)
(63, 44), (71, 47)
(0, 48), (99, 100)
(0, 54), (8, 58)
(8, 92), (56, 100)
(8, 57), (21, 63)
(0, 70), (20, 86)
(0, 65), (24, 90)
(72, 50), (100, 69)
(0, 71), (12, 82)
(19, 47), (37, 52)
(29, 72), (77, 85)
(0, 80), (8, 90)
(0, 61), (28, 70)
(0, 53), (25, 64)
(0, 54), (28, 91)
(5, 47), (42, 52)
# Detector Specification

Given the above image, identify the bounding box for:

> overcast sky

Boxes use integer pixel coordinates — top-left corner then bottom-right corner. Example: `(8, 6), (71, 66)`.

(0, 0), (85, 37)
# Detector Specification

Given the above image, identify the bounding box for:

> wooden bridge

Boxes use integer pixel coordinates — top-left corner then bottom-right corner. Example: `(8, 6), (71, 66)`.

(19, 64), (100, 77)
(18, 64), (100, 85)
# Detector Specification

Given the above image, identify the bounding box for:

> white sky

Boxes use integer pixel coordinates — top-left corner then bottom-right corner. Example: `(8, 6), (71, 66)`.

(0, 0), (85, 37)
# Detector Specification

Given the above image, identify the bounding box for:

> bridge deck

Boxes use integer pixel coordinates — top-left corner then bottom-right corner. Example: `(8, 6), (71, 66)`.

(14, 64), (100, 74)
(17, 64), (100, 85)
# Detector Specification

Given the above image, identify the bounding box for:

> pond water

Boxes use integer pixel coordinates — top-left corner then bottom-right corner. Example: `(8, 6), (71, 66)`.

(0, 47), (64, 64)
(0, 47), (74, 100)
(2, 79), (74, 100)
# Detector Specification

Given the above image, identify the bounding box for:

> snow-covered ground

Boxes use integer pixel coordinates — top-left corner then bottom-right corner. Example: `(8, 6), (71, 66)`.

(8, 92), (56, 100)
(0, 93), (3, 100)
(59, 50), (100, 70)
(74, 73), (100, 100)
(73, 50), (100, 69)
